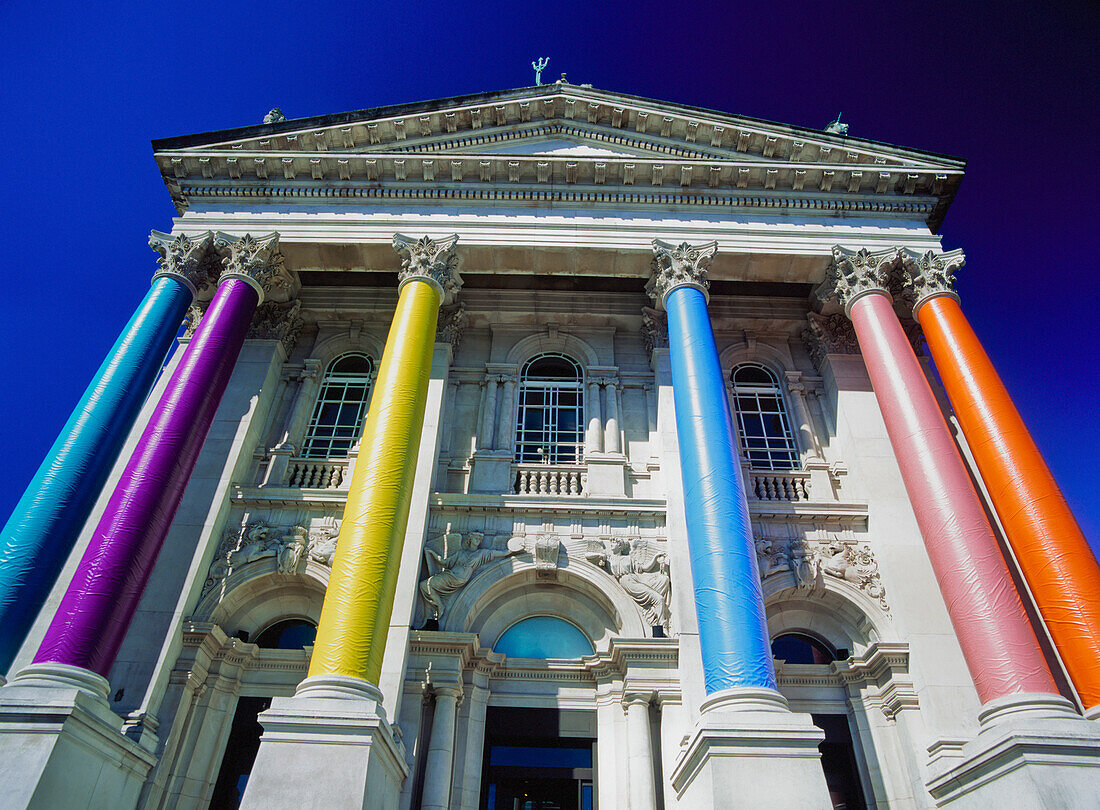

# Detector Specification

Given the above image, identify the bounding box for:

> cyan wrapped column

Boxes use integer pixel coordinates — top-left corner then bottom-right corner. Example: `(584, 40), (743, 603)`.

(33, 233), (293, 676)
(649, 239), (776, 694)
(0, 231), (216, 672)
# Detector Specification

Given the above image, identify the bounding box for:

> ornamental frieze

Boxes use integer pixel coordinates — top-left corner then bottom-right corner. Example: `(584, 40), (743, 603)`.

(203, 518), (341, 595)
(756, 528), (888, 611)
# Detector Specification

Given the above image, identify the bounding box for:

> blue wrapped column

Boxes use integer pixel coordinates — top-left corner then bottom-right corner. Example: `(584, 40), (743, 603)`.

(650, 240), (776, 694)
(0, 231), (215, 671)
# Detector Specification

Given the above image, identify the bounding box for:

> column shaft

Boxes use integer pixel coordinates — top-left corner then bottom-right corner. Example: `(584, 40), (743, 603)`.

(785, 375), (823, 458)
(604, 381), (622, 454)
(34, 278), (260, 674)
(918, 294), (1100, 709)
(665, 285), (776, 693)
(0, 275), (192, 670)
(495, 377), (517, 453)
(458, 685), (489, 810)
(848, 292), (1056, 702)
(625, 698), (658, 810)
(308, 280), (440, 683)
(478, 376), (499, 452)
(585, 380), (603, 455)
(421, 690), (460, 810)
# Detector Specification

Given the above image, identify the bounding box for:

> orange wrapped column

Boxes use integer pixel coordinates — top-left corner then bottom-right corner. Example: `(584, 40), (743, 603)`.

(917, 292), (1100, 709)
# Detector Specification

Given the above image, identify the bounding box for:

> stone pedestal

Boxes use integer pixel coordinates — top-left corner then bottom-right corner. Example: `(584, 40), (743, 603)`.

(239, 675), (408, 810)
(670, 688), (832, 809)
(584, 454), (627, 497)
(468, 452), (514, 493)
(927, 693), (1100, 809)
(0, 663), (156, 810)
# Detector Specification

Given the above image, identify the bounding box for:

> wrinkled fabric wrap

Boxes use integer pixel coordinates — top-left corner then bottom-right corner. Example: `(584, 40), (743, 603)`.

(920, 295), (1100, 709)
(0, 276), (191, 672)
(666, 286), (777, 693)
(850, 293), (1055, 702)
(309, 279), (440, 684)
(34, 278), (258, 675)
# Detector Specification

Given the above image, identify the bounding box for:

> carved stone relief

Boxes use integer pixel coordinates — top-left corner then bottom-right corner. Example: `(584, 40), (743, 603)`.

(586, 537), (671, 633)
(248, 298), (304, 353)
(417, 531), (523, 623)
(203, 518), (342, 595)
(756, 528), (888, 611)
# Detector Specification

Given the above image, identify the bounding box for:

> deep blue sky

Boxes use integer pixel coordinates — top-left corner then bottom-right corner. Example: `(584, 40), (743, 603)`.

(1, 1), (1096, 552)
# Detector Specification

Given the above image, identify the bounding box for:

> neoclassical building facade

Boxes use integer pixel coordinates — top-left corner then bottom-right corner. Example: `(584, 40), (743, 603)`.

(1, 84), (1098, 809)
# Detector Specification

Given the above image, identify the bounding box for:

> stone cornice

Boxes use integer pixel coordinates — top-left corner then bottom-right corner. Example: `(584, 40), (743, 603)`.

(153, 86), (963, 229)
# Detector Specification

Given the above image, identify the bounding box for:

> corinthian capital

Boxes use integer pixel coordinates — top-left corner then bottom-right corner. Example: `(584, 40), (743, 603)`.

(898, 248), (965, 315)
(149, 230), (217, 298)
(392, 233), (463, 306)
(647, 239), (718, 308)
(813, 246), (898, 315)
(214, 232), (297, 304)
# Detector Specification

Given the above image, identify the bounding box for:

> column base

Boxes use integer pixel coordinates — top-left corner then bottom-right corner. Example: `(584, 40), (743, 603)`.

(239, 674), (408, 810)
(670, 687), (832, 809)
(927, 693), (1100, 809)
(468, 452), (514, 493)
(0, 662), (156, 810)
(584, 454), (627, 497)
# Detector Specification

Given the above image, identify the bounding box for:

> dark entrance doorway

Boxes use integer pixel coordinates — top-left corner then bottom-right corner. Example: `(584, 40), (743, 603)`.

(481, 707), (595, 810)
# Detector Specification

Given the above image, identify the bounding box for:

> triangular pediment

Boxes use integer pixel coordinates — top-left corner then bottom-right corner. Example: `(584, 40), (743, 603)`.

(152, 85), (966, 230)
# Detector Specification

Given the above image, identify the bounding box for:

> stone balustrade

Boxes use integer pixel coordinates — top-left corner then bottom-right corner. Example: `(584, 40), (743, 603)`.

(748, 469), (811, 502)
(512, 464), (585, 496)
(285, 458), (349, 489)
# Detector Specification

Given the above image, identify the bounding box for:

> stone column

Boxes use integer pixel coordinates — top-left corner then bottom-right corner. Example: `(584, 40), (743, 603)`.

(623, 693), (658, 810)
(422, 685), (463, 810)
(814, 245), (1057, 705)
(33, 232), (291, 677)
(261, 358), (322, 487)
(495, 374), (517, 453)
(902, 248), (1100, 715)
(603, 378), (622, 454)
(585, 379), (604, 455)
(478, 375), (499, 452)
(0, 231), (213, 672)
(653, 240), (831, 809)
(648, 240), (774, 695)
(643, 382), (659, 464)
(458, 683), (489, 810)
(783, 371), (823, 460)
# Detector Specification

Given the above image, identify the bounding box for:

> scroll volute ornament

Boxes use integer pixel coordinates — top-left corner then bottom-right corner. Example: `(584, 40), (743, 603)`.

(392, 233), (463, 306)
(647, 238), (718, 308)
(149, 230), (218, 298)
(814, 245), (899, 315)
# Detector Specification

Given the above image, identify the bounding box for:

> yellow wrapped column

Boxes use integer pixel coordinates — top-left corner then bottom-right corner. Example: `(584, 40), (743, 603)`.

(309, 234), (461, 684)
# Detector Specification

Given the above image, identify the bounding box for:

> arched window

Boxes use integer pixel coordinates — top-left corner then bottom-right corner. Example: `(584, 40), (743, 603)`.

(301, 353), (374, 459)
(514, 354), (584, 464)
(731, 363), (799, 470)
(494, 616), (595, 659)
(254, 618), (317, 650)
(771, 632), (838, 664)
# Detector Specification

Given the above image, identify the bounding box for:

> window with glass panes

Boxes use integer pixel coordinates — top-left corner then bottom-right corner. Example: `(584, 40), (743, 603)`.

(301, 353), (374, 459)
(514, 354), (584, 464)
(731, 363), (799, 470)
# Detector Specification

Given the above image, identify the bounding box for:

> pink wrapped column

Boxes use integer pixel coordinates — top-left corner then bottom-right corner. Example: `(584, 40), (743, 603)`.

(848, 289), (1056, 702)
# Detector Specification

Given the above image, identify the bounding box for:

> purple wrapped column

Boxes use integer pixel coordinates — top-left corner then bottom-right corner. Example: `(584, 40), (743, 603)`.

(34, 233), (287, 676)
